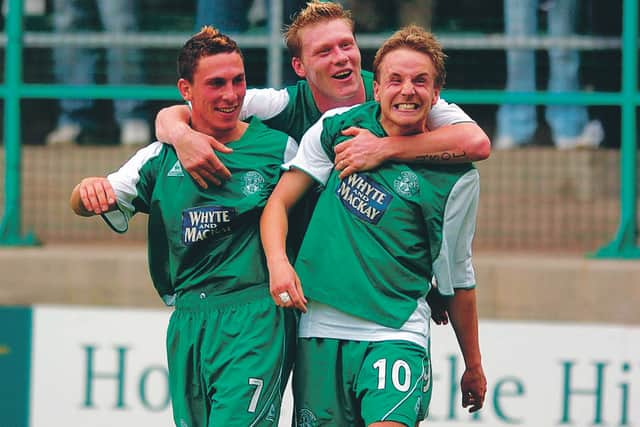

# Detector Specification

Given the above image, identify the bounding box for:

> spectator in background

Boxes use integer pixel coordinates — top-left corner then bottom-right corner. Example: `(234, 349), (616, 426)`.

(46, 0), (149, 145)
(495, 0), (604, 149)
(336, 0), (434, 32)
(196, 0), (302, 32)
(196, 0), (303, 85)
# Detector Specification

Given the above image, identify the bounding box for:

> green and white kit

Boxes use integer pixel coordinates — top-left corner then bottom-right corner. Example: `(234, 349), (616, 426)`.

(287, 101), (480, 426)
(101, 117), (297, 427)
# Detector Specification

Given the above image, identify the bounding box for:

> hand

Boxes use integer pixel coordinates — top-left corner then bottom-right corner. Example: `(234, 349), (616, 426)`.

(426, 289), (449, 325)
(334, 127), (387, 179)
(460, 365), (487, 413)
(78, 177), (117, 215)
(268, 258), (308, 312)
(174, 127), (233, 189)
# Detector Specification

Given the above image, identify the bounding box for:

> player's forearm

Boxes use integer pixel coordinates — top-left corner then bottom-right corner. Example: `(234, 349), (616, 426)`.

(155, 104), (192, 146)
(385, 123), (491, 164)
(448, 288), (482, 369)
(260, 197), (291, 267)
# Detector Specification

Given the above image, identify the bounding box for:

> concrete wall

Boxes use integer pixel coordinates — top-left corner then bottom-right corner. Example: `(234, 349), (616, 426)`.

(2, 245), (639, 325)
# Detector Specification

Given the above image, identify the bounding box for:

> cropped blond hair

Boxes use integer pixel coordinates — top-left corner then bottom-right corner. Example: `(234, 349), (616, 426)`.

(284, 1), (355, 58)
(373, 25), (447, 88)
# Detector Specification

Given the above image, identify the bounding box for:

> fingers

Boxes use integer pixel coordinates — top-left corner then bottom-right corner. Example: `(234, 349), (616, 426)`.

(271, 278), (307, 313)
(339, 126), (361, 138)
(462, 390), (484, 413)
(273, 285), (307, 312)
(208, 158), (231, 181)
(338, 165), (357, 180)
(187, 160), (228, 189)
(80, 179), (115, 214)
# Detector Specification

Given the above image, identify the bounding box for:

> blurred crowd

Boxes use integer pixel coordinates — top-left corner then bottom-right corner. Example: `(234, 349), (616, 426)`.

(10, 0), (622, 148)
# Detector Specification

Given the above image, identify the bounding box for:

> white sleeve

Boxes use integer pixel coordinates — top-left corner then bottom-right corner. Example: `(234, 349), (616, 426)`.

(240, 88), (290, 120)
(102, 142), (164, 233)
(426, 97), (475, 130)
(432, 169), (480, 296)
(283, 106), (353, 185)
(283, 136), (299, 163)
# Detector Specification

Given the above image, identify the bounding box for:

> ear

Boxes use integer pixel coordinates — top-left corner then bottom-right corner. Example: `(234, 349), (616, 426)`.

(177, 78), (192, 102)
(291, 56), (306, 78)
(373, 80), (380, 102)
(431, 87), (441, 106)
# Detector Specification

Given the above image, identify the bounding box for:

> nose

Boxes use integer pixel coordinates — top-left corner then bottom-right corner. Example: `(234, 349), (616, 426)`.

(221, 82), (236, 99)
(401, 80), (415, 96)
(333, 47), (349, 64)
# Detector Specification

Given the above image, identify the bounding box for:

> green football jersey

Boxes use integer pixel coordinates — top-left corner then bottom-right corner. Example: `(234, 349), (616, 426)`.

(289, 102), (479, 329)
(102, 117), (296, 305)
(246, 70), (376, 142)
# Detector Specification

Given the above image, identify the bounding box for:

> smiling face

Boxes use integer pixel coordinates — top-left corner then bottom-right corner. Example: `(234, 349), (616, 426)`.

(374, 48), (440, 136)
(178, 52), (247, 142)
(291, 18), (365, 112)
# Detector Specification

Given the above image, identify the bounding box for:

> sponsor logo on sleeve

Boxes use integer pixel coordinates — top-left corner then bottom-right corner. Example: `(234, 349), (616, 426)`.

(335, 173), (392, 224)
(181, 205), (236, 245)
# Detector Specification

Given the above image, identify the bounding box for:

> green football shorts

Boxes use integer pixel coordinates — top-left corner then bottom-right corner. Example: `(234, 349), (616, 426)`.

(294, 337), (431, 427)
(167, 286), (296, 427)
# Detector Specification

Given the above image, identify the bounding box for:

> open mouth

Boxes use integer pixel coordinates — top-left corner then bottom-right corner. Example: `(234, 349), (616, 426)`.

(332, 70), (352, 80)
(216, 106), (238, 113)
(394, 103), (420, 111)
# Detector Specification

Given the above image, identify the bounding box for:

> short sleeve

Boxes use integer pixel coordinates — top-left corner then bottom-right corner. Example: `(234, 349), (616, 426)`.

(432, 169), (480, 296)
(426, 97), (474, 130)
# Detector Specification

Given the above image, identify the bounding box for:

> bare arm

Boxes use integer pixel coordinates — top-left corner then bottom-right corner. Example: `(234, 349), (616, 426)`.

(70, 177), (117, 217)
(260, 169), (314, 312)
(448, 287), (487, 413)
(334, 123), (490, 179)
(154, 104), (232, 188)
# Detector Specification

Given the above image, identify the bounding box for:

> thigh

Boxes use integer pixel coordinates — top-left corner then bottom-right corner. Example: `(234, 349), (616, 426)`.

(357, 341), (431, 427)
(207, 299), (296, 427)
(294, 338), (366, 427)
(167, 309), (209, 427)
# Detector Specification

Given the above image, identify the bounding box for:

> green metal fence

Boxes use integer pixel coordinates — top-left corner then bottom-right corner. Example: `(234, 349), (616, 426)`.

(0, 0), (638, 257)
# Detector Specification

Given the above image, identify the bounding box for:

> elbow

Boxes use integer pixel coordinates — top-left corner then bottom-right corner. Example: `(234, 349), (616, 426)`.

(465, 132), (491, 161)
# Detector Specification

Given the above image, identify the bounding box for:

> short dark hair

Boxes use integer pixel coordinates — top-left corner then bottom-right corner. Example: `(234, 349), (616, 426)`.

(177, 26), (243, 82)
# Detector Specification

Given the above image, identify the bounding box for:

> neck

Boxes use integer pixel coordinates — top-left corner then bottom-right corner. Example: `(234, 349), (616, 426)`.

(379, 119), (426, 138)
(311, 84), (367, 113)
(193, 120), (248, 144)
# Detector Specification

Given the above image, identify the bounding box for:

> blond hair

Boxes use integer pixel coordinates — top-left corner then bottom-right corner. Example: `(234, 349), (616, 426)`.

(284, 1), (355, 58)
(373, 25), (446, 88)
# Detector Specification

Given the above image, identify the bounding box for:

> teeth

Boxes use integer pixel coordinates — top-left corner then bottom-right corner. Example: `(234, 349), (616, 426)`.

(218, 107), (236, 113)
(334, 71), (350, 79)
(396, 103), (418, 110)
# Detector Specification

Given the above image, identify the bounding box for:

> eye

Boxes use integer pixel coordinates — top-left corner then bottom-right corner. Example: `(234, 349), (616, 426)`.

(211, 79), (225, 88)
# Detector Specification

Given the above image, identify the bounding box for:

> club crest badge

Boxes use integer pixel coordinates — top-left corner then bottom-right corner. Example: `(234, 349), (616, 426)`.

(242, 171), (265, 196)
(394, 171), (419, 197)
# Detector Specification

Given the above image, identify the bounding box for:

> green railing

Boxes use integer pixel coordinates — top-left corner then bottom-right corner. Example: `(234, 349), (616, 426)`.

(0, 0), (638, 257)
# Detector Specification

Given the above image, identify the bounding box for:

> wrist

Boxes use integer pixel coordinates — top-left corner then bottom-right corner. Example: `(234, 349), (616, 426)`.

(170, 122), (192, 146)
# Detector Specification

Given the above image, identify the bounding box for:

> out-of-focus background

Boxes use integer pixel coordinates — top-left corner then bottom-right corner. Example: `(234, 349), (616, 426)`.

(0, 0), (639, 426)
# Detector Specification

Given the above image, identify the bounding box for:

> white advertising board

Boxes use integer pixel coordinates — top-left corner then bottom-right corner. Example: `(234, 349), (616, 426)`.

(29, 306), (639, 426)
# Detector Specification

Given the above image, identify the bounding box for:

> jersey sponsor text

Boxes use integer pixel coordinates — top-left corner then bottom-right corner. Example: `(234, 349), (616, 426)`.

(182, 206), (237, 245)
(336, 173), (392, 224)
